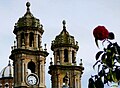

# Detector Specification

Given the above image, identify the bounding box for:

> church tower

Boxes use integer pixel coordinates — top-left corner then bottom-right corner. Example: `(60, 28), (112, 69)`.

(9, 2), (48, 88)
(48, 20), (84, 88)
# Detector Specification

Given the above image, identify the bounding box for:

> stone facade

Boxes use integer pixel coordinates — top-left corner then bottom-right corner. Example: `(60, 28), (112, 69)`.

(48, 21), (84, 88)
(9, 2), (48, 88)
(0, 2), (84, 88)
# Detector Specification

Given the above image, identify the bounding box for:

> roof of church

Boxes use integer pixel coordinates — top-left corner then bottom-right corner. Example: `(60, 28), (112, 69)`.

(0, 61), (13, 79)
(51, 20), (79, 51)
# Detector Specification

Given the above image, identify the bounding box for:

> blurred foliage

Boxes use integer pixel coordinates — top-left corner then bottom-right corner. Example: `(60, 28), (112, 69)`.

(88, 40), (120, 88)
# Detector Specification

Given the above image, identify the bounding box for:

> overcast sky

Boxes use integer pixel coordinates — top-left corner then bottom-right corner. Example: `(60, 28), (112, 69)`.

(0, 0), (120, 88)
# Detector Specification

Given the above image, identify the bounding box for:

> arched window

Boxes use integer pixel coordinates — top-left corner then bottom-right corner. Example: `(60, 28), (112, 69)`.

(64, 49), (68, 62)
(72, 50), (75, 63)
(29, 32), (34, 47)
(21, 32), (24, 46)
(28, 61), (35, 73)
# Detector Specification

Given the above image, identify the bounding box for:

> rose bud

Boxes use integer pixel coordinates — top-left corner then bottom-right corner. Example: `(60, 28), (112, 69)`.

(93, 26), (109, 40)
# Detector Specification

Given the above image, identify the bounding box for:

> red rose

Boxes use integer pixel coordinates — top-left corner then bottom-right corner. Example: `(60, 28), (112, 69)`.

(93, 26), (109, 40)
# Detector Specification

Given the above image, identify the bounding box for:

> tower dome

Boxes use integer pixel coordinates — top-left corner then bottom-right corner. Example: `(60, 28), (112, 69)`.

(14, 2), (44, 34)
(0, 61), (13, 78)
(51, 20), (79, 51)
(0, 61), (13, 88)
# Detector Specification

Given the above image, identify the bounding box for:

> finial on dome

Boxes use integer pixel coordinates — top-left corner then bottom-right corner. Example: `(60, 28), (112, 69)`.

(62, 20), (66, 25)
(8, 60), (11, 66)
(26, 2), (30, 7)
(62, 20), (66, 31)
(26, 2), (31, 12)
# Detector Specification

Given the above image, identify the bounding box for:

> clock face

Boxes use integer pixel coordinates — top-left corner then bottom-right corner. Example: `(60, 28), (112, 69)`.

(26, 74), (39, 86)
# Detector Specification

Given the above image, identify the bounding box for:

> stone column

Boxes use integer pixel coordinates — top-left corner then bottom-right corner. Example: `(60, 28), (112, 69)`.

(57, 71), (60, 88)
(68, 49), (72, 64)
(21, 59), (25, 86)
(79, 73), (82, 88)
(25, 33), (29, 49)
(17, 60), (21, 86)
(14, 62), (18, 87)
(43, 64), (45, 87)
(52, 74), (58, 88)
(60, 49), (64, 64)
(73, 72), (76, 88)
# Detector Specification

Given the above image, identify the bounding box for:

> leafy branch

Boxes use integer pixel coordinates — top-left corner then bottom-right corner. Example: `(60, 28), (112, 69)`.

(88, 26), (120, 88)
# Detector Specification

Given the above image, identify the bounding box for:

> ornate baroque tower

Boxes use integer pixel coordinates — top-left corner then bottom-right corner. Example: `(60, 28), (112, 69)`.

(9, 2), (48, 88)
(48, 20), (84, 88)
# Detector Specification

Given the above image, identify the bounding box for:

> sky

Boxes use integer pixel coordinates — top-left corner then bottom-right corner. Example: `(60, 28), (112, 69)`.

(0, 0), (120, 88)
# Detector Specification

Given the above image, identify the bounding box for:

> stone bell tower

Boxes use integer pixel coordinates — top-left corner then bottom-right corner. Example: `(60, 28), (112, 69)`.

(48, 20), (84, 88)
(9, 2), (48, 88)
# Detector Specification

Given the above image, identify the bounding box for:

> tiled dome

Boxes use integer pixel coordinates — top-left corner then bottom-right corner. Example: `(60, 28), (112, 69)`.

(51, 20), (79, 51)
(0, 61), (13, 78)
(15, 2), (40, 28)
(14, 2), (44, 34)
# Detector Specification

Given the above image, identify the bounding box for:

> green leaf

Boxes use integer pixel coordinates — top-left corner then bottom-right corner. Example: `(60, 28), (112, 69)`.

(101, 53), (106, 64)
(116, 56), (120, 63)
(107, 73), (112, 82)
(95, 78), (104, 88)
(115, 68), (120, 81)
(88, 78), (96, 88)
(117, 47), (120, 55)
(108, 32), (115, 40)
(98, 69), (105, 77)
(96, 51), (103, 60)
(98, 70), (103, 77)
(104, 76), (108, 84)
(106, 57), (113, 68)
(112, 71), (118, 82)
(107, 43), (113, 49)
(93, 60), (100, 69)
(113, 42), (120, 54)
